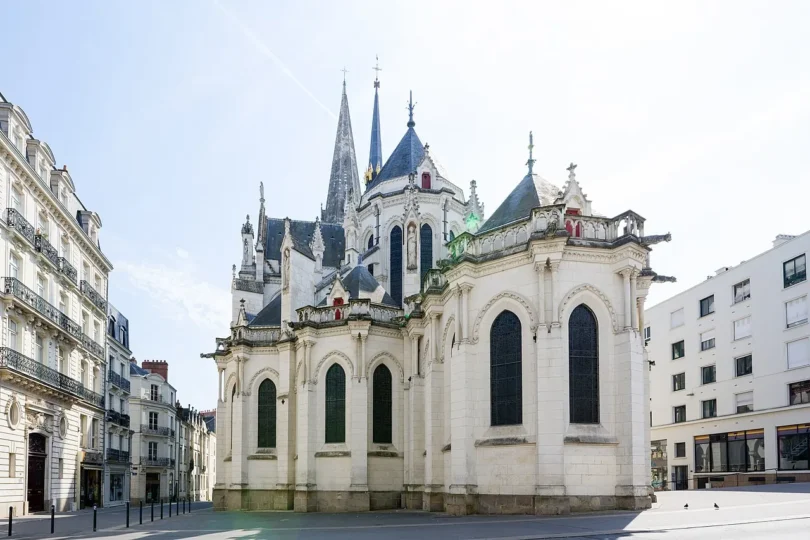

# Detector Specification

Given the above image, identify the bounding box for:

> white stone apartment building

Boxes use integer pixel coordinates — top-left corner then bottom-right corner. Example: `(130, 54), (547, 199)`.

(177, 406), (216, 502)
(103, 304), (132, 506)
(648, 232), (810, 490)
(0, 95), (111, 514)
(128, 360), (177, 504)
(200, 410), (216, 501)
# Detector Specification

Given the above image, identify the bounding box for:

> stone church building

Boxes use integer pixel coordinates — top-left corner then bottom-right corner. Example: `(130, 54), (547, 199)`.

(203, 72), (674, 515)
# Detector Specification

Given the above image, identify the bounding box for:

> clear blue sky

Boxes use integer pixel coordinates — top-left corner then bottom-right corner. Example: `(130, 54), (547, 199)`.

(4, 1), (809, 410)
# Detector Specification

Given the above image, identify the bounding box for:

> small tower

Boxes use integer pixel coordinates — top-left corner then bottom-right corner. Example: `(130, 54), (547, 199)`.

(240, 214), (255, 271)
(342, 192), (360, 268)
(311, 217), (325, 274)
(465, 180), (485, 233)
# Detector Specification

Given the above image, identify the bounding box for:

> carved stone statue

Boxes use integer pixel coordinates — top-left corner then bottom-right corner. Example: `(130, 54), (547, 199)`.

(407, 224), (418, 270)
(243, 238), (249, 263)
(282, 248), (290, 290)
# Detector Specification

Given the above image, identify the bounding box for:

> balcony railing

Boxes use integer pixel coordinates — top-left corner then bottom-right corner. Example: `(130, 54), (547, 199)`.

(148, 393), (169, 404)
(107, 409), (130, 428)
(0, 347), (104, 408)
(34, 234), (59, 268)
(57, 257), (77, 285)
(106, 448), (130, 463)
(140, 457), (171, 467)
(3, 277), (83, 341)
(80, 280), (107, 313)
(141, 424), (171, 437)
(81, 332), (105, 360)
(5, 208), (35, 245)
(296, 299), (403, 325)
(108, 370), (131, 393)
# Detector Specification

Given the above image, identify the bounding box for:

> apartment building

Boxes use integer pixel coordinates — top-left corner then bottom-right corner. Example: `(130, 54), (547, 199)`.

(0, 95), (111, 514)
(177, 405), (216, 502)
(648, 232), (810, 490)
(103, 304), (132, 506)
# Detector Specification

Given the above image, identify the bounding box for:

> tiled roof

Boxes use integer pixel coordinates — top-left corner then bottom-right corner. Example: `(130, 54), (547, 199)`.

(265, 218), (345, 269)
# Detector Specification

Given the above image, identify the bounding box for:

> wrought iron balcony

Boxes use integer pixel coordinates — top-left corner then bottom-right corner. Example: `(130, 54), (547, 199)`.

(141, 424), (171, 437)
(107, 370), (131, 393)
(106, 409), (130, 428)
(148, 393), (169, 404)
(3, 277), (83, 341)
(0, 347), (104, 408)
(57, 257), (77, 285)
(34, 234), (59, 268)
(81, 332), (105, 360)
(106, 448), (130, 463)
(80, 280), (107, 313)
(140, 457), (171, 467)
(5, 208), (35, 245)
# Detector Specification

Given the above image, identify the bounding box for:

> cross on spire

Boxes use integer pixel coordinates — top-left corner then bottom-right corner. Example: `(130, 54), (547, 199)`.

(407, 90), (416, 128)
(526, 131), (536, 174)
(341, 66), (349, 84)
(373, 55), (382, 89)
(567, 162), (577, 181)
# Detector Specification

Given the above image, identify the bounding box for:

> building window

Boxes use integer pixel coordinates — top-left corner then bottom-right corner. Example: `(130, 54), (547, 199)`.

(672, 373), (685, 391)
(670, 308), (684, 329)
(784, 254), (807, 288)
(389, 226), (402, 306)
(701, 399), (717, 418)
(35, 335), (44, 363)
(643, 326), (651, 341)
(569, 304), (599, 424)
(789, 380), (810, 405)
(736, 391), (754, 414)
(695, 431), (765, 473)
(8, 320), (17, 352)
(420, 224), (433, 285)
(149, 412), (158, 430)
(421, 172), (431, 189)
(699, 295), (715, 317)
(257, 379), (277, 448)
(372, 364), (393, 443)
(490, 310), (523, 426)
(36, 274), (46, 298)
(787, 338), (810, 370)
(675, 442), (686, 458)
(324, 364), (346, 443)
(733, 279), (750, 303)
(701, 365), (716, 385)
(8, 254), (19, 280)
(80, 415), (88, 447)
(777, 424), (809, 470)
(150, 384), (159, 401)
(700, 330), (715, 351)
(672, 340), (685, 360)
(734, 354), (753, 377)
(673, 405), (686, 423)
(148, 442), (158, 460)
(733, 316), (752, 340)
(786, 296), (808, 328)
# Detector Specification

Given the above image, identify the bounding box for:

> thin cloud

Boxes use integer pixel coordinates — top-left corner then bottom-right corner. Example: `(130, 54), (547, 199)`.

(213, 0), (337, 120)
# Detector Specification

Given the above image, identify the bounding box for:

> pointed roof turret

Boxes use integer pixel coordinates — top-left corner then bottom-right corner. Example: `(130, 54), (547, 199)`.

(365, 56), (384, 184)
(322, 80), (361, 224)
(366, 91), (424, 190)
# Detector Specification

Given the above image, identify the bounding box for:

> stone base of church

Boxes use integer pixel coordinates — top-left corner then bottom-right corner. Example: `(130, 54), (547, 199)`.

(213, 488), (294, 511)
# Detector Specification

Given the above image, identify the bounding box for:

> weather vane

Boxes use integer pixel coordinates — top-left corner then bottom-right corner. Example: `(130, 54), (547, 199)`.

(341, 66), (349, 83)
(373, 55), (382, 89)
(407, 90), (417, 127)
(526, 131), (536, 174)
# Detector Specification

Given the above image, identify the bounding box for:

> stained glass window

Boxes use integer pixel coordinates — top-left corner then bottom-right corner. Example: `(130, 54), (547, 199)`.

(569, 304), (599, 424)
(257, 379), (276, 448)
(490, 310), (522, 426)
(390, 226), (402, 306)
(420, 224), (433, 285)
(372, 365), (393, 443)
(325, 364), (346, 443)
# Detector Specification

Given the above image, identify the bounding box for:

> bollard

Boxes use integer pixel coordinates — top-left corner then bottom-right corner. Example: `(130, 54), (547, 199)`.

(188, 498), (191, 513)
(169, 498), (172, 518)
(151, 500), (154, 522)
(139, 501), (143, 525)
(183, 498), (186, 514)
(51, 505), (55, 534)
(8, 506), (12, 537)
(160, 499), (163, 520)
(176, 498), (179, 516)
(126, 501), (130, 528)
(93, 506), (97, 532)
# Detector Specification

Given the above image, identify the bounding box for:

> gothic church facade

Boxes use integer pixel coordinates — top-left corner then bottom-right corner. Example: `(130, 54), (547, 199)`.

(203, 73), (674, 515)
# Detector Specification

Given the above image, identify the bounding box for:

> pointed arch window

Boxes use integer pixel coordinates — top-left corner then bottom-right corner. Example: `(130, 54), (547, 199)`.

(420, 224), (433, 284)
(367, 234), (374, 250)
(372, 364), (393, 443)
(569, 304), (599, 424)
(325, 364), (346, 443)
(229, 385), (236, 452)
(490, 310), (522, 426)
(421, 172), (431, 189)
(257, 379), (277, 448)
(390, 226), (402, 305)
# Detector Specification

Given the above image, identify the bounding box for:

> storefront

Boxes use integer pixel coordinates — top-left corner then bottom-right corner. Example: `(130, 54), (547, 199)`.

(80, 468), (102, 509)
(650, 439), (668, 491)
(109, 474), (125, 503)
(145, 473), (161, 503)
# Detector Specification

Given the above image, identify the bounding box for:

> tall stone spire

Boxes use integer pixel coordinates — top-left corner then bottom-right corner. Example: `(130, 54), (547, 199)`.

(322, 80), (361, 224)
(365, 56), (383, 185)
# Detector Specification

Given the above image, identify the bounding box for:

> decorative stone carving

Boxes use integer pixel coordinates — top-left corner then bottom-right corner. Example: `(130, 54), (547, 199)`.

(365, 351), (405, 382)
(244, 367), (281, 396)
(557, 283), (620, 333)
(313, 350), (354, 383)
(407, 223), (418, 270)
(471, 291), (537, 344)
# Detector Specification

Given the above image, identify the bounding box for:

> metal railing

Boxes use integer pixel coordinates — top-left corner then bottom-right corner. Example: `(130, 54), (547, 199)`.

(141, 424), (171, 437)
(3, 277), (83, 340)
(106, 448), (130, 463)
(233, 278), (263, 293)
(0, 347), (104, 407)
(296, 299), (403, 325)
(108, 370), (131, 392)
(57, 257), (77, 285)
(80, 280), (107, 313)
(5, 208), (35, 245)
(107, 409), (130, 428)
(81, 332), (105, 360)
(34, 234), (59, 267)
(140, 457), (171, 467)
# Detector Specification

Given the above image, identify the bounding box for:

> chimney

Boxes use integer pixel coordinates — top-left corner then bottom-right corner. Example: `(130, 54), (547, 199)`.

(773, 234), (796, 248)
(130, 356), (138, 364)
(715, 267), (730, 276)
(141, 360), (169, 381)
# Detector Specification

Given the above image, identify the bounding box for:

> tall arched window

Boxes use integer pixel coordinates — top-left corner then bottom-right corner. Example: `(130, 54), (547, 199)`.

(367, 234), (374, 250)
(257, 379), (276, 448)
(229, 385), (236, 452)
(490, 310), (522, 426)
(569, 304), (599, 424)
(390, 226), (402, 306)
(325, 364), (346, 443)
(420, 224), (433, 284)
(372, 365), (393, 443)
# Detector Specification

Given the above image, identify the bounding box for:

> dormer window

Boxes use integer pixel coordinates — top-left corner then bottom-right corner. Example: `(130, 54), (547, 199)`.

(333, 297), (344, 306)
(421, 172), (431, 189)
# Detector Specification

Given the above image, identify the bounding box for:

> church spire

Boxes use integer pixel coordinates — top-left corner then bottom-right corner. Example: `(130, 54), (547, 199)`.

(365, 56), (383, 185)
(322, 78), (361, 224)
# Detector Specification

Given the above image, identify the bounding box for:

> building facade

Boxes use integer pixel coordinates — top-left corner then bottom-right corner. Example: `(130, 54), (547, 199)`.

(0, 95), (111, 515)
(128, 360), (177, 504)
(204, 77), (674, 515)
(200, 409), (217, 501)
(648, 232), (810, 490)
(103, 304), (132, 506)
(177, 405), (216, 501)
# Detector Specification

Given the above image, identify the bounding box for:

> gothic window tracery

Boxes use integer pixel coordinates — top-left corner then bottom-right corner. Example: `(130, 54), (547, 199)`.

(372, 364), (392, 444)
(569, 304), (599, 424)
(420, 224), (433, 284)
(390, 226), (403, 305)
(325, 364), (346, 443)
(257, 379), (276, 448)
(490, 310), (522, 426)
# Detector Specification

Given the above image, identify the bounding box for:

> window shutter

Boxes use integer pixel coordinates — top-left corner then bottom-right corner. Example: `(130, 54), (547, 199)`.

(734, 316), (752, 340)
(700, 330), (715, 342)
(670, 308), (684, 329)
(786, 296), (808, 327)
(787, 338), (810, 369)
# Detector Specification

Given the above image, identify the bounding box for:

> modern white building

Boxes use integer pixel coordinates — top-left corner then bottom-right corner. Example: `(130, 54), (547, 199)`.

(0, 94), (111, 514)
(648, 232), (810, 490)
(128, 360), (177, 504)
(103, 304), (132, 507)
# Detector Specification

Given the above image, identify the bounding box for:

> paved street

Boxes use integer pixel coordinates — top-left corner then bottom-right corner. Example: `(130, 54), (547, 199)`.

(7, 484), (810, 539)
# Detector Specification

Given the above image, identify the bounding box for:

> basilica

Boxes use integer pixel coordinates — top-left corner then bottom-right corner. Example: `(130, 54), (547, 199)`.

(203, 71), (674, 515)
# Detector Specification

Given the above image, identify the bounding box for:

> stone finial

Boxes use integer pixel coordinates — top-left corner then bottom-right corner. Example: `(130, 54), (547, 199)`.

(567, 162), (577, 182)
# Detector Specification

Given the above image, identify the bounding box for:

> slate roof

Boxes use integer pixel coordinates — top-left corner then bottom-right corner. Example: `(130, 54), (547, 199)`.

(203, 415), (216, 433)
(322, 83), (361, 224)
(265, 218), (345, 269)
(130, 362), (150, 377)
(478, 173), (561, 234)
(319, 265), (399, 307)
(249, 293), (281, 327)
(366, 126), (424, 190)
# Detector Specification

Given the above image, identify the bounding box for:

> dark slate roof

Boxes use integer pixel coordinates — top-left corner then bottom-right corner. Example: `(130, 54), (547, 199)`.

(203, 415), (216, 433)
(322, 83), (361, 224)
(265, 218), (345, 269)
(478, 173), (561, 234)
(130, 362), (150, 376)
(249, 293), (281, 327)
(366, 127), (424, 190)
(321, 265), (399, 307)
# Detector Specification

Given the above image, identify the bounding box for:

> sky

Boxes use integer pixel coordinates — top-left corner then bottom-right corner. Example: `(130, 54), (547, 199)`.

(3, 1), (809, 411)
